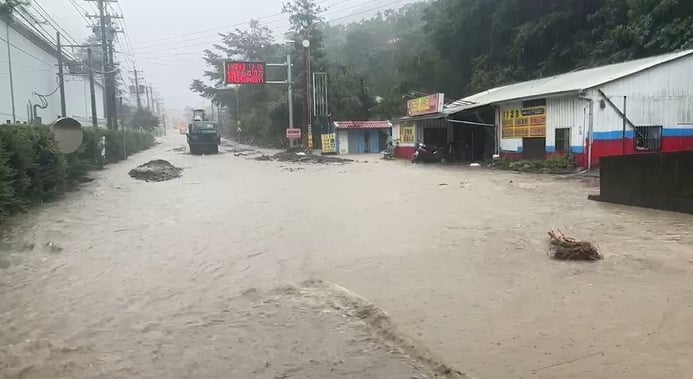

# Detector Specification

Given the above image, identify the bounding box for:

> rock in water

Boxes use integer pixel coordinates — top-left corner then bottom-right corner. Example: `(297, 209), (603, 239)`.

(128, 160), (183, 182)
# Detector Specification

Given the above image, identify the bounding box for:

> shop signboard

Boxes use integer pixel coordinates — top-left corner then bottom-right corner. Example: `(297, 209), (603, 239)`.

(224, 61), (266, 85)
(501, 105), (547, 139)
(406, 93), (445, 117)
(400, 122), (415, 144)
(321, 133), (336, 153)
(286, 128), (301, 140)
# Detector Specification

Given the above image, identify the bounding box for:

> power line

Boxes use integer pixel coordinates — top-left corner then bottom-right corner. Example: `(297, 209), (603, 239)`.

(130, 0), (412, 57)
(0, 35), (56, 68)
(31, 0), (81, 46)
(128, 0), (364, 50)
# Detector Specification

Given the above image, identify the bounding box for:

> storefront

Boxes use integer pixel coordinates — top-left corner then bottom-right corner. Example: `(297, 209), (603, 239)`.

(391, 93), (496, 161)
(334, 121), (392, 154)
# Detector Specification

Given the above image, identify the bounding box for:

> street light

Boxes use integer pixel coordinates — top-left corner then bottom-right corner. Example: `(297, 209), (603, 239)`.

(302, 39), (312, 150)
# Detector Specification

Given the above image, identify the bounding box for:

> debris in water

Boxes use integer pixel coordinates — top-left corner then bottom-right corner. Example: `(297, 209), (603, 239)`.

(128, 159), (183, 182)
(548, 229), (602, 261)
(259, 149), (353, 164)
(171, 146), (186, 152)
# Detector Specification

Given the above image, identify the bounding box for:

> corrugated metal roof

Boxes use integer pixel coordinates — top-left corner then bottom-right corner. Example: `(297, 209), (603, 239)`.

(445, 49), (693, 114)
(334, 121), (392, 129)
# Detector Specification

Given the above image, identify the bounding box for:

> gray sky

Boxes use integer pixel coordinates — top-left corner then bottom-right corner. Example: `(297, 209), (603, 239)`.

(41, 0), (419, 113)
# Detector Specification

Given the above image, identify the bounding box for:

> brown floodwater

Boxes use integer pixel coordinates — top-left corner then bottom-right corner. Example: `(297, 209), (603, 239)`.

(1, 136), (693, 379)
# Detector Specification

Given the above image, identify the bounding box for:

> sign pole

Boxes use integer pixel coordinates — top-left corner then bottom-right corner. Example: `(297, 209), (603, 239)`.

(287, 51), (294, 148)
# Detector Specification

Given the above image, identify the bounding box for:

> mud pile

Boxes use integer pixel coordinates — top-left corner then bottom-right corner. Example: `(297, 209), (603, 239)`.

(256, 150), (352, 164)
(128, 160), (183, 182)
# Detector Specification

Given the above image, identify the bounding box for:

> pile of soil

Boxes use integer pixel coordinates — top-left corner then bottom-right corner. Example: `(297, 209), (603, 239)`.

(128, 160), (183, 182)
(256, 150), (352, 164)
(548, 229), (602, 261)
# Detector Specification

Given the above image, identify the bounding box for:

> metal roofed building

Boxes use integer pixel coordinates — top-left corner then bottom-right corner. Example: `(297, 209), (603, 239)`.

(334, 121), (392, 154)
(444, 49), (693, 168)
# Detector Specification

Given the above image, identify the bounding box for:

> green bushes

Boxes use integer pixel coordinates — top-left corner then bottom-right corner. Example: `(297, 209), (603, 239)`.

(491, 155), (577, 173)
(0, 124), (155, 224)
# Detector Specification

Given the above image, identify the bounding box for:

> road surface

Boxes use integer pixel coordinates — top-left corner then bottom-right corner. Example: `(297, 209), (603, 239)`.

(2, 136), (693, 378)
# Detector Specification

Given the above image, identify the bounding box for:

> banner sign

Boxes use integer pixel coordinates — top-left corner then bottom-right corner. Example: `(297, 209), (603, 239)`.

(224, 61), (266, 85)
(502, 105), (547, 138)
(399, 122), (415, 144)
(321, 133), (336, 153)
(406, 93), (444, 117)
(286, 128), (301, 140)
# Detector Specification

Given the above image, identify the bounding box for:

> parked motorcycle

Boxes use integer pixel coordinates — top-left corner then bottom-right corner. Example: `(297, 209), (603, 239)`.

(383, 138), (400, 160)
(411, 142), (448, 163)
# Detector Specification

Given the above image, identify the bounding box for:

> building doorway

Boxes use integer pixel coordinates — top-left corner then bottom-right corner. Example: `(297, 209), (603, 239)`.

(523, 137), (546, 160)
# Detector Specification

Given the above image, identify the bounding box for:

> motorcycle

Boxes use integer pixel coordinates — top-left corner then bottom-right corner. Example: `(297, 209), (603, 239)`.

(411, 142), (448, 163)
(383, 138), (400, 160)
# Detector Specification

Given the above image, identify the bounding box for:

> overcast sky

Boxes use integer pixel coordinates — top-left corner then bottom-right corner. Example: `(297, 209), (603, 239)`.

(39, 0), (420, 113)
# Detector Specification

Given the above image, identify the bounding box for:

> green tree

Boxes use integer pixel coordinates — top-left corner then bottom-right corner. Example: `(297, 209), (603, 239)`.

(127, 108), (160, 130)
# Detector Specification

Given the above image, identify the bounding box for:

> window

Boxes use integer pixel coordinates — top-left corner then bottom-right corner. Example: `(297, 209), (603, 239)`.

(634, 126), (662, 151)
(555, 128), (570, 152)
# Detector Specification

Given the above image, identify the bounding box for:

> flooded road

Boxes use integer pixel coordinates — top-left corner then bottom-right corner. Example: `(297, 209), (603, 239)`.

(2, 136), (693, 378)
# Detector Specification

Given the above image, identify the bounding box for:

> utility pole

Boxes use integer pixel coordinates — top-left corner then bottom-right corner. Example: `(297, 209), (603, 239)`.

(303, 39), (313, 149)
(56, 32), (67, 117)
(130, 68), (142, 109)
(96, 0), (110, 128)
(145, 84), (151, 110)
(5, 18), (16, 123)
(63, 42), (103, 127)
(287, 49), (294, 147)
(87, 48), (98, 127)
(87, 0), (122, 129)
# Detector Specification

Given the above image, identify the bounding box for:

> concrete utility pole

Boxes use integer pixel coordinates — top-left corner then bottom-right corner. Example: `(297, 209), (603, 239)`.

(56, 32), (66, 117)
(62, 42), (102, 127)
(87, 48), (98, 127)
(303, 39), (312, 149)
(5, 18), (16, 123)
(87, 0), (122, 129)
(130, 67), (142, 109)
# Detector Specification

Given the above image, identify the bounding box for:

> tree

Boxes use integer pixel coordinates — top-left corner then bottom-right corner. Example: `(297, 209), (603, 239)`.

(191, 20), (289, 144)
(127, 108), (160, 130)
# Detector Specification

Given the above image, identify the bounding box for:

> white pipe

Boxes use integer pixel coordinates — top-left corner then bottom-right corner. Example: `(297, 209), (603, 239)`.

(578, 95), (594, 170)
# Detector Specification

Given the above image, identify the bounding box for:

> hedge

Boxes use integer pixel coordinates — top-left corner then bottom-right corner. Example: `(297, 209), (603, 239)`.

(0, 124), (155, 224)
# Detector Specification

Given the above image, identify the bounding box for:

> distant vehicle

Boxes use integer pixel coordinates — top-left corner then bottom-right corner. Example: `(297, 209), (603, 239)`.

(187, 109), (220, 154)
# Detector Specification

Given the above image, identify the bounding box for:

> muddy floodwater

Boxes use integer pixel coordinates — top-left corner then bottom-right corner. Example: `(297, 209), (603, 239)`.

(2, 136), (693, 379)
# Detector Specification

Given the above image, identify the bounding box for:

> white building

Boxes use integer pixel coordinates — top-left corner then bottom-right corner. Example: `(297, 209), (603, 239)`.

(444, 50), (693, 168)
(0, 14), (105, 125)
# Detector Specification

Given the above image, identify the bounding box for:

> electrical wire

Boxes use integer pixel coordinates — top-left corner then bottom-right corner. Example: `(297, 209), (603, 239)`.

(0, 35), (56, 68)
(31, 0), (81, 46)
(128, 0), (364, 50)
(130, 0), (412, 57)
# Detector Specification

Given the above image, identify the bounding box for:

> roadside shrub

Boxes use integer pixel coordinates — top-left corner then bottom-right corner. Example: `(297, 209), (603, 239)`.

(0, 145), (16, 223)
(0, 124), (155, 224)
(492, 154), (576, 173)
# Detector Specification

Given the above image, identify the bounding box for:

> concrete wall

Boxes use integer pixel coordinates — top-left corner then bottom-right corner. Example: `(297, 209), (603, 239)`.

(0, 18), (105, 124)
(590, 151), (693, 214)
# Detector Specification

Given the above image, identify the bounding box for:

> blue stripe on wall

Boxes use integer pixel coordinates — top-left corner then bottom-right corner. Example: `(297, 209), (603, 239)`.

(571, 146), (585, 154)
(593, 128), (693, 140)
(663, 128), (693, 137)
(593, 130), (635, 140)
(546, 146), (556, 153)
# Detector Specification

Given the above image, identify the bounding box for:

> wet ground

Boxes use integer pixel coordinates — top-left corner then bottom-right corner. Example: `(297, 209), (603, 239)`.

(2, 136), (693, 378)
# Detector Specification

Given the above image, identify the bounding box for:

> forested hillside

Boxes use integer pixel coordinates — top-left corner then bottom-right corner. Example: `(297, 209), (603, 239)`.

(191, 0), (693, 145)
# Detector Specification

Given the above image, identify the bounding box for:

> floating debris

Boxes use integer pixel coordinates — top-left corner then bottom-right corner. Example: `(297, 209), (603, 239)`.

(548, 229), (602, 261)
